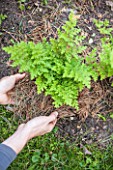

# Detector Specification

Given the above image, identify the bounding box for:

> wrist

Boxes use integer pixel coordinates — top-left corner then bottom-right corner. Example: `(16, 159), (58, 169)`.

(23, 123), (34, 141)
(2, 124), (29, 154)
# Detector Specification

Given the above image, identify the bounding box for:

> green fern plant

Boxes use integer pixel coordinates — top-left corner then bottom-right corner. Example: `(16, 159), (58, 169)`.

(92, 19), (113, 80)
(3, 13), (113, 109)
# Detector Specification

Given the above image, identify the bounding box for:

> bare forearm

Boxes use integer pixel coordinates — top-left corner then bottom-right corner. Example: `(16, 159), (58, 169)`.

(2, 124), (29, 154)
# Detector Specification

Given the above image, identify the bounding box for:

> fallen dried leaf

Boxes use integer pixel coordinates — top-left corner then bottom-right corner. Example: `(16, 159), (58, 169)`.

(84, 147), (92, 155)
(106, 1), (113, 11)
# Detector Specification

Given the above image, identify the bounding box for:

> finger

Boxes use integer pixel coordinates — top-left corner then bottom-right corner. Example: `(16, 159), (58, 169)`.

(47, 111), (58, 123)
(12, 73), (26, 82)
(50, 119), (57, 126)
(48, 119), (57, 132)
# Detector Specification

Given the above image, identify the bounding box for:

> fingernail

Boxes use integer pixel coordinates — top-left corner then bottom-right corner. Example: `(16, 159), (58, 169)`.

(23, 73), (26, 75)
(21, 73), (26, 77)
(53, 111), (58, 117)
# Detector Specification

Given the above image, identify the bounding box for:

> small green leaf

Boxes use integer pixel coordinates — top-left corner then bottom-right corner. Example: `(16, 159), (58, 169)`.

(97, 114), (106, 121)
(110, 113), (113, 119)
(32, 155), (40, 163)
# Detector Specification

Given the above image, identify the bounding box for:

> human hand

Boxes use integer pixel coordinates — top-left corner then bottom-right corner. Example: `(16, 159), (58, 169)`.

(25, 111), (58, 140)
(0, 73), (25, 104)
(3, 112), (58, 154)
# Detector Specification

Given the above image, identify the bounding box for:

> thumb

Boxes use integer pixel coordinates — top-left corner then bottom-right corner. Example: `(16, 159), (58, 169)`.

(12, 73), (26, 82)
(47, 111), (58, 123)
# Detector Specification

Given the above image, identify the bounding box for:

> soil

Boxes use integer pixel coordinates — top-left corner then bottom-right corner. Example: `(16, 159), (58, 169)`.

(0, 0), (113, 147)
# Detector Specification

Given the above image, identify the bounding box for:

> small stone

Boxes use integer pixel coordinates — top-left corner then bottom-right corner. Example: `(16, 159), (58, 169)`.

(39, 8), (42, 12)
(89, 38), (93, 44)
(77, 125), (81, 129)
(34, 2), (39, 6)
(88, 26), (92, 30)
(103, 125), (107, 130)
(70, 117), (74, 120)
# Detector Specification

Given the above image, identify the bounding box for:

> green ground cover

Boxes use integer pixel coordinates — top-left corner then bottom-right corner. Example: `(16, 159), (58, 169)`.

(0, 105), (113, 170)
